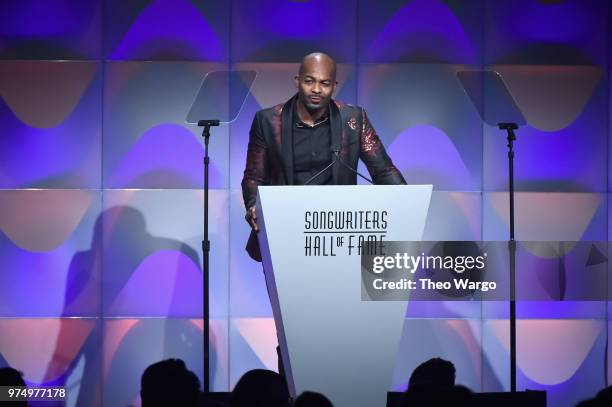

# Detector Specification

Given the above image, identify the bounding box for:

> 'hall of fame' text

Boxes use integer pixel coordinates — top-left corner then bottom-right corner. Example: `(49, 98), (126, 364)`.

(303, 210), (388, 256)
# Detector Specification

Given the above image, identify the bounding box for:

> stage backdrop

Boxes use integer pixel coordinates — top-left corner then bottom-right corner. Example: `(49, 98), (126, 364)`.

(0, 1), (610, 406)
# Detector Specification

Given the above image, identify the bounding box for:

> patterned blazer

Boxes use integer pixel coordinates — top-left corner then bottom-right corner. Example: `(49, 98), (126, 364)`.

(241, 94), (406, 261)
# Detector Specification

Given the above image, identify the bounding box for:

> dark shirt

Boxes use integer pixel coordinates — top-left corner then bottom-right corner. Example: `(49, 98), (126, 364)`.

(292, 114), (333, 185)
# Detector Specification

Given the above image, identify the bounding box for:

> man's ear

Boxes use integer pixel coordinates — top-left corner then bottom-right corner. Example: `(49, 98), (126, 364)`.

(294, 75), (300, 88)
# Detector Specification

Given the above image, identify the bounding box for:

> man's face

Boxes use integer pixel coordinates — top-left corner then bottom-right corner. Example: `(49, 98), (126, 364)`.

(294, 58), (337, 113)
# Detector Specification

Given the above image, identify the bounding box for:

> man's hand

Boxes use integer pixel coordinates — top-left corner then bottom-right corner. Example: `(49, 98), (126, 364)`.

(245, 206), (259, 232)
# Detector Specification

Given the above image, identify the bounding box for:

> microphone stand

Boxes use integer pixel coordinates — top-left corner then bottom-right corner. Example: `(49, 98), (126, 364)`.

(198, 119), (220, 394)
(333, 150), (373, 184)
(498, 122), (517, 393)
(304, 150), (375, 186)
(304, 152), (338, 185)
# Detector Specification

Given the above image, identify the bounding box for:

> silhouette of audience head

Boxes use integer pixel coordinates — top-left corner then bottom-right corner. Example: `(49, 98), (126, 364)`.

(576, 385), (612, 407)
(594, 386), (612, 405)
(293, 391), (333, 407)
(231, 369), (290, 407)
(0, 367), (26, 386)
(403, 384), (474, 407)
(408, 357), (456, 389)
(0, 367), (28, 406)
(140, 358), (200, 407)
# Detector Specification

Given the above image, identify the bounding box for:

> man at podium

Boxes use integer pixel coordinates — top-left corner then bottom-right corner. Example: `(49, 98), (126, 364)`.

(242, 52), (406, 261)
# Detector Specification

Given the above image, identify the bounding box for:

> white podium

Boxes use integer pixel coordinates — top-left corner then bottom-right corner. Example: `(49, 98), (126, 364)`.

(256, 185), (432, 407)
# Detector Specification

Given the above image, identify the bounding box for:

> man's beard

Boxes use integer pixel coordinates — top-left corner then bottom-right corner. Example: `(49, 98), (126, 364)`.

(300, 94), (329, 112)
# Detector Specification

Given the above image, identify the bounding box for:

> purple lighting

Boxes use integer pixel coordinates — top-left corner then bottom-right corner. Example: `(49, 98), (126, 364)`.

(254, 0), (337, 38)
(107, 123), (221, 188)
(0, 1), (99, 37)
(109, 0), (224, 60)
(364, 0), (478, 62)
(231, 0), (355, 61)
(0, 0), (611, 400)
(486, 0), (608, 64)
(388, 124), (476, 189)
(0, 62), (101, 188)
(105, 250), (202, 317)
(493, 0), (597, 43)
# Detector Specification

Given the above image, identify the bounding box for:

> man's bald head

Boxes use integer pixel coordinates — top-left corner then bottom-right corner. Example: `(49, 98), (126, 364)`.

(294, 52), (338, 117)
(298, 52), (336, 80)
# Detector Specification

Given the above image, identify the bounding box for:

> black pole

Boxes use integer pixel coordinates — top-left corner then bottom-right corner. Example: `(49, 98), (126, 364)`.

(198, 119), (220, 394)
(499, 122), (517, 393)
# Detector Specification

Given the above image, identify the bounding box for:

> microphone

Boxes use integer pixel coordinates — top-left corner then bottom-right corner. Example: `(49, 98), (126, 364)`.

(332, 150), (373, 184)
(304, 152), (338, 185)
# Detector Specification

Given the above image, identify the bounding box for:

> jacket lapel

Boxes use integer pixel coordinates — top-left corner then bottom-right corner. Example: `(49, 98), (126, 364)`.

(329, 100), (343, 184)
(280, 97), (295, 185)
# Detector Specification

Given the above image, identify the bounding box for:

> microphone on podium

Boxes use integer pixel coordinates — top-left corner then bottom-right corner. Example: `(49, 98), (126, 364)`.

(304, 148), (374, 185)
(304, 150), (338, 185)
(332, 149), (373, 184)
